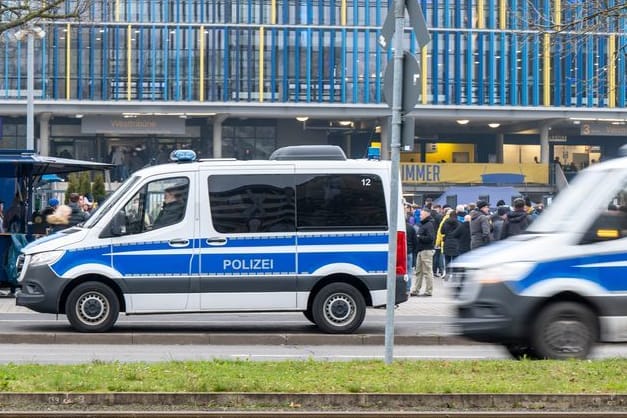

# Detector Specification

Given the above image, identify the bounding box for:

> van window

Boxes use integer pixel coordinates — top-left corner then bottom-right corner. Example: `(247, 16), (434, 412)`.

(121, 177), (189, 234)
(296, 174), (387, 231)
(208, 175), (295, 233)
(580, 180), (627, 244)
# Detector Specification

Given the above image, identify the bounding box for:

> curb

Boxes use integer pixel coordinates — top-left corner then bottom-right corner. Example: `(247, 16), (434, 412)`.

(0, 393), (625, 411)
(0, 333), (477, 345)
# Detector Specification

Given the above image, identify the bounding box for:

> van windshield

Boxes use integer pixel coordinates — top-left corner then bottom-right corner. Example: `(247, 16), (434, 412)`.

(528, 169), (617, 233)
(82, 176), (140, 228)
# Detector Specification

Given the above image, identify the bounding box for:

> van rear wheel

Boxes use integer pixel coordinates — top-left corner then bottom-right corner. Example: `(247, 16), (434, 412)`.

(65, 282), (119, 333)
(531, 302), (597, 360)
(312, 283), (366, 334)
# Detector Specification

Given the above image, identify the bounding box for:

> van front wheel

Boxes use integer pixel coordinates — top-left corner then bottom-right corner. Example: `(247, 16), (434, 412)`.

(312, 283), (366, 334)
(65, 282), (120, 333)
(531, 302), (597, 360)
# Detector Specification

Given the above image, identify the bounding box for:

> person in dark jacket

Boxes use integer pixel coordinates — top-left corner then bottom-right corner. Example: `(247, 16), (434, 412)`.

(153, 183), (188, 229)
(67, 193), (89, 227)
(405, 215), (419, 295)
(470, 200), (492, 250)
(502, 198), (529, 238)
(490, 205), (510, 241)
(411, 207), (435, 297)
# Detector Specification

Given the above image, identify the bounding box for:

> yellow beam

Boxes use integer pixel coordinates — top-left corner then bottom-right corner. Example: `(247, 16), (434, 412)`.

(259, 26), (265, 103)
(341, 0), (347, 26)
(271, 0), (276, 25)
(115, 0), (120, 22)
(421, 45), (428, 104)
(477, 0), (485, 29)
(543, 33), (550, 106)
(554, 0), (561, 30)
(608, 34), (616, 108)
(66, 24), (71, 100)
(200, 26), (205, 102)
(499, 0), (506, 29)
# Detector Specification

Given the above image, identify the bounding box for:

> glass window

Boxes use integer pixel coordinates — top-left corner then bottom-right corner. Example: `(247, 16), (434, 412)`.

(117, 177), (189, 235)
(296, 174), (388, 231)
(580, 180), (627, 245)
(209, 174), (295, 233)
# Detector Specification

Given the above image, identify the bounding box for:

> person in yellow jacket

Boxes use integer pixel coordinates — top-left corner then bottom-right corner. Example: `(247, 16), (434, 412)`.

(434, 207), (454, 277)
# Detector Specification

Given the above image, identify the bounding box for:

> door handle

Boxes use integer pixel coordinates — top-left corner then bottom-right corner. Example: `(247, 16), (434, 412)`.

(168, 239), (189, 247)
(206, 237), (227, 246)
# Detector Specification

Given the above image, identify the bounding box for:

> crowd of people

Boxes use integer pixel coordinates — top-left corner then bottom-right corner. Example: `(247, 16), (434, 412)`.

(42, 193), (94, 233)
(405, 197), (543, 297)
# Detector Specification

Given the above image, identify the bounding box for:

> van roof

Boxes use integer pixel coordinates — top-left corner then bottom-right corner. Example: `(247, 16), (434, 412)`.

(584, 156), (627, 172)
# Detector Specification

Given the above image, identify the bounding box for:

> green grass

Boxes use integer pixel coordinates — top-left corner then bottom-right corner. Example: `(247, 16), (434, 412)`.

(0, 359), (625, 393)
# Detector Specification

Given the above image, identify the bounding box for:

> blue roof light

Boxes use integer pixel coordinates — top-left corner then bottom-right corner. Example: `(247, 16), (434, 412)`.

(169, 150), (197, 163)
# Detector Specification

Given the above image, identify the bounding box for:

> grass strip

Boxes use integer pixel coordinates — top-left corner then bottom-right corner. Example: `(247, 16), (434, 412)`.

(0, 359), (625, 393)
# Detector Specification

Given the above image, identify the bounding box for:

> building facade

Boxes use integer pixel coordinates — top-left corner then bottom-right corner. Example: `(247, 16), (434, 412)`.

(1, 0), (626, 198)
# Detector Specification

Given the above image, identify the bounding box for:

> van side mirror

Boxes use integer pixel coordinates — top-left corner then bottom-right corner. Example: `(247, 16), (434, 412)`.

(110, 211), (128, 236)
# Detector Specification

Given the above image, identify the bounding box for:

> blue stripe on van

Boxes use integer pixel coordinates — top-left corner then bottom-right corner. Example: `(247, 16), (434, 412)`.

(51, 246), (111, 277)
(516, 252), (627, 293)
(299, 251), (387, 274)
(298, 233), (388, 245)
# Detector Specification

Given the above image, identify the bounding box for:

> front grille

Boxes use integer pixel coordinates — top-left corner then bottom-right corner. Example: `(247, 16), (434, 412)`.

(448, 267), (468, 299)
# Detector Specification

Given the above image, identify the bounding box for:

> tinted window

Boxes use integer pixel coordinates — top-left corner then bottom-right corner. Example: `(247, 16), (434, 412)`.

(296, 174), (387, 230)
(209, 175), (295, 233)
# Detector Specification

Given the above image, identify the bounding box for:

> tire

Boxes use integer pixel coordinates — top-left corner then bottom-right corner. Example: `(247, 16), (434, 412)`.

(65, 282), (120, 333)
(531, 302), (597, 360)
(303, 309), (315, 324)
(504, 342), (539, 360)
(312, 283), (366, 334)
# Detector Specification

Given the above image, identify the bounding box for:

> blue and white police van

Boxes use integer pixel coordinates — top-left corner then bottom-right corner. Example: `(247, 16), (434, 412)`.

(15, 146), (408, 334)
(452, 153), (627, 359)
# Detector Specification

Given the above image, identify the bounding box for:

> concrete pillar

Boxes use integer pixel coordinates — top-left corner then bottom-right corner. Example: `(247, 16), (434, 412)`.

(37, 112), (51, 156)
(212, 114), (228, 158)
(495, 133), (504, 163)
(540, 124), (550, 163)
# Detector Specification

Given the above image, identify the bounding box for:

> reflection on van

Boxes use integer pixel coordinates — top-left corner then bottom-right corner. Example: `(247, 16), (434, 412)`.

(452, 154), (627, 359)
(15, 147), (408, 334)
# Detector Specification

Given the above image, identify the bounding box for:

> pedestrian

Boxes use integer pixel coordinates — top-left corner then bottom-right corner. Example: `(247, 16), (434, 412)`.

(470, 200), (492, 250)
(491, 205), (510, 241)
(67, 193), (89, 227)
(502, 198), (529, 238)
(46, 204), (72, 232)
(405, 212), (419, 296)
(411, 207), (435, 297)
(0, 200), (5, 234)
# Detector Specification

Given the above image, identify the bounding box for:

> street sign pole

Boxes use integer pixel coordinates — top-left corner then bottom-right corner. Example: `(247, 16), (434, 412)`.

(384, 0), (406, 366)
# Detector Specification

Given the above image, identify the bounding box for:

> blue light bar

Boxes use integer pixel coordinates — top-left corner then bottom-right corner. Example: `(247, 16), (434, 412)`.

(169, 149), (197, 163)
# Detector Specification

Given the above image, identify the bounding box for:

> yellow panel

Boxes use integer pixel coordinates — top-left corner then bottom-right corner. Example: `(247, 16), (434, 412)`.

(499, 0), (506, 29)
(401, 162), (549, 184)
(477, 0), (485, 29)
(608, 35), (616, 108)
(421, 45), (428, 104)
(271, 0), (276, 24)
(543, 33), (550, 106)
(115, 0), (120, 22)
(554, 0), (561, 29)
(341, 0), (347, 26)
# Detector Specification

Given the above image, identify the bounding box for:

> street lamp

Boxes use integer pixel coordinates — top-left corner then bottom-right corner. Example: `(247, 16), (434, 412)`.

(15, 25), (45, 152)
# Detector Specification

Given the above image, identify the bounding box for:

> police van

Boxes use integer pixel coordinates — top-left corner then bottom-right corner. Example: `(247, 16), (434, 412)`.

(452, 153), (627, 359)
(15, 146), (408, 333)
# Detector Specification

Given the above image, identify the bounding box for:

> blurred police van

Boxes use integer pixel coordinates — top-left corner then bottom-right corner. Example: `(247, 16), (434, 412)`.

(15, 146), (408, 334)
(452, 152), (627, 359)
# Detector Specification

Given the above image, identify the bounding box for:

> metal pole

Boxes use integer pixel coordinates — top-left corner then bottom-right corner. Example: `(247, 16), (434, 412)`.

(384, 0), (406, 365)
(26, 30), (35, 151)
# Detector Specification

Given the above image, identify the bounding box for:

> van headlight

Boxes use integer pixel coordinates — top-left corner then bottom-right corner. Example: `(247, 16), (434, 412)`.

(29, 250), (65, 267)
(473, 262), (536, 284)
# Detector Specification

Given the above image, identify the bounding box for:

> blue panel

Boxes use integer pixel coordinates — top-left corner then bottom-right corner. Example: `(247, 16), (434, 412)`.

(76, 26), (82, 99)
(564, 41), (571, 107)
(151, 26), (157, 101)
(247, 28), (253, 102)
(42, 35), (47, 99)
(164, 27), (169, 101)
(175, 26), (181, 101)
(454, 0), (461, 104)
(89, 26), (95, 99)
(576, 34), (583, 107)
(499, 33), (506, 105)
(101, 27), (107, 100)
(295, 27), (301, 101)
(443, 0), (450, 103)
(187, 27), (193, 100)
(306, 28), (312, 102)
(52, 27), (58, 99)
(553, 41), (561, 106)
(586, 35), (593, 107)
(532, 33), (539, 106)
(271, 28), (277, 102)
(619, 35), (626, 107)
(598, 36), (606, 107)
(3, 34), (8, 97)
(352, 29), (358, 103)
(341, 28), (347, 103)
(432, 33), (439, 104)
(282, 27), (289, 102)
(465, 0), (472, 105)
(510, 34), (517, 105)
(317, 27), (323, 103)
(521, 36), (528, 105)
(477, 33), (484, 104)
(114, 26), (120, 100)
(364, 29), (370, 104)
